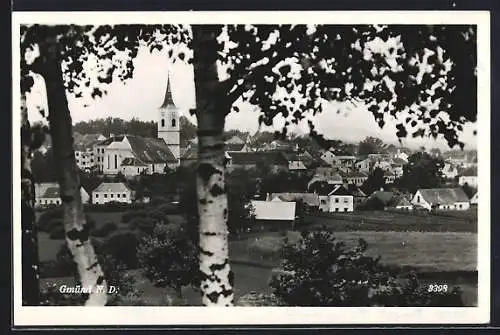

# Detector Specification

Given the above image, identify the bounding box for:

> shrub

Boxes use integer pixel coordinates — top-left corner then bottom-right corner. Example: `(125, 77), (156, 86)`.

(269, 230), (465, 307)
(104, 231), (139, 269)
(137, 223), (198, 298)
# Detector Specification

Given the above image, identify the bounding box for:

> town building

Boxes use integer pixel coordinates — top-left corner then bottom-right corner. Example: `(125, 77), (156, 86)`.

(157, 74), (181, 161)
(100, 135), (178, 176)
(341, 171), (369, 187)
(308, 182), (354, 212)
(34, 182), (90, 208)
(74, 133), (106, 172)
(411, 188), (470, 211)
(92, 182), (134, 205)
(91, 73), (181, 175)
(458, 166), (478, 188)
(250, 197), (297, 229)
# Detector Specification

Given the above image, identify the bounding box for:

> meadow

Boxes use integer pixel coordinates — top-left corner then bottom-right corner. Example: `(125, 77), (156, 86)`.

(36, 208), (479, 306)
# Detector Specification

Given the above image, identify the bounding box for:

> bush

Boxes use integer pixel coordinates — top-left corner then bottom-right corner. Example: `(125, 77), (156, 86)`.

(137, 223), (198, 298)
(104, 231), (139, 269)
(269, 230), (465, 307)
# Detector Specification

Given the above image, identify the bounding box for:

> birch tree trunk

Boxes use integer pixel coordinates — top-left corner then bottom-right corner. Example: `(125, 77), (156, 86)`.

(38, 32), (108, 306)
(21, 92), (40, 305)
(192, 25), (234, 306)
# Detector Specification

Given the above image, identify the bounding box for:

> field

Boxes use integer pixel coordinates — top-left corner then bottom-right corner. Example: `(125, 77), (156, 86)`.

(36, 208), (478, 306)
(304, 209), (478, 233)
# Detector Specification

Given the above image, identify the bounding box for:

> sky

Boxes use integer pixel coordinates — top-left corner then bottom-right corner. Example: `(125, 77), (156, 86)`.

(25, 43), (477, 151)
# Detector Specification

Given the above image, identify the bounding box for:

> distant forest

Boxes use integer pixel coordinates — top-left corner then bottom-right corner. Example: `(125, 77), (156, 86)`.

(73, 116), (198, 146)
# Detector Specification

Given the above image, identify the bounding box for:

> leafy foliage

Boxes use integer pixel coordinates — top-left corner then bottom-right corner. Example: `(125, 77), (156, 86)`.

(37, 206), (96, 233)
(137, 223), (198, 297)
(269, 230), (464, 306)
(22, 24), (476, 148)
(361, 167), (387, 195)
(358, 136), (387, 156)
(397, 152), (445, 193)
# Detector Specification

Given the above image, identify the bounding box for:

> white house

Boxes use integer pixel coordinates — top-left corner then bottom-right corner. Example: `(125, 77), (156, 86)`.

(92, 182), (133, 205)
(250, 198), (296, 221)
(34, 183), (90, 208)
(411, 188), (470, 211)
(310, 183), (354, 213)
(458, 167), (478, 188)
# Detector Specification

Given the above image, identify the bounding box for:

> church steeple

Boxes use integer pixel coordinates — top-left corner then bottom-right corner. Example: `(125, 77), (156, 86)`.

(160, 73), (176, 108)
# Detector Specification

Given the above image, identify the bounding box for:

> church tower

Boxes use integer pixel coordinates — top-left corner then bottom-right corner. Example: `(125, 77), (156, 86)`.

(158, 73), (180, 160)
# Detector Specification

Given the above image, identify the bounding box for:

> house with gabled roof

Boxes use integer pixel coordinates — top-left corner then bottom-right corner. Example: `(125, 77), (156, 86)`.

(309, 182), (354, 212)
(92, 182), (134, 205)
(411, 188), (470, 211)
(100, 135), (179, 176)
(34, 182), (90, 208)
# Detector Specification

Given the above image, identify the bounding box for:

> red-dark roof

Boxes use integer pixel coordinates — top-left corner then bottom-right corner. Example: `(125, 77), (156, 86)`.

(159, 75), (176, 109)
(127, 136), (177, 164)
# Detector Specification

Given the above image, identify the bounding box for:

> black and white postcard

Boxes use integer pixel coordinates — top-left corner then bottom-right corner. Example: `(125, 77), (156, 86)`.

(12, 10), (490, 326)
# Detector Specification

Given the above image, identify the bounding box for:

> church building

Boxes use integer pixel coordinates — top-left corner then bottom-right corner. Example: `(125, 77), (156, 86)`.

(92, 73), (181, 177)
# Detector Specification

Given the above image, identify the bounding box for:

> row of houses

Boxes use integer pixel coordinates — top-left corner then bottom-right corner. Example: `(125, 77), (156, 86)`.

(34, 182), (139, 208)
(249, 187), (478, 224)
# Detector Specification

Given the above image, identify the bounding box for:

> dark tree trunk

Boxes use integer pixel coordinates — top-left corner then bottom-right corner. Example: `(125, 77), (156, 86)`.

(192, 25), (234, 306)
(21, 92), (40, 305)
(37, 31), (108, 306)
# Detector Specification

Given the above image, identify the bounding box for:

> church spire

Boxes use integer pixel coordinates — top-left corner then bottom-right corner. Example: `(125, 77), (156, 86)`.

(160, 73), (176, 108)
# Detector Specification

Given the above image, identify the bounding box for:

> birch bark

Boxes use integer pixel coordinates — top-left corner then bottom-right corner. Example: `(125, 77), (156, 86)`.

(192, 25), (234, 306)
(38, 32), (108, 306)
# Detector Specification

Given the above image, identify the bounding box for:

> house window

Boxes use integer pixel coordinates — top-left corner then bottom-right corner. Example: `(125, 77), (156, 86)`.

(137, 168), (140, 173)
(458, 204), (462, 209)
(123, 193), (126, 198)
(344, 198), (348, 203)
(320, 199), (326, 205)
(110, 194), (114, 198)
(161, 119), (165, 127)
(104, 194), (108, 198)
(344, 208), (348, 212)
(335, 208), (339, 212)
(107, 155), (110, 169)
(114, 154), (118, 169)
(116, 194), (120, 198)
(416, 195), (420, 203)
(95, 194), (99, 198)
(335, 198), (339, 203)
